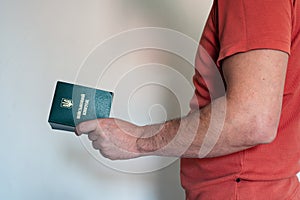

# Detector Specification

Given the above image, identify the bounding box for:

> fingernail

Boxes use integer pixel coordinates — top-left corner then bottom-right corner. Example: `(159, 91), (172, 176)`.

(74, 127), (81, 136)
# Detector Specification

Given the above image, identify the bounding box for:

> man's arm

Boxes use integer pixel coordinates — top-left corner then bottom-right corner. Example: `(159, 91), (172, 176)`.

(76, 49), (288, 159)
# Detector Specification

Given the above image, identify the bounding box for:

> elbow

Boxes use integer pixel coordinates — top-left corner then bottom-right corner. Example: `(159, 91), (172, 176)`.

(253, 127), (277, 145)
(250, 114), (280, 145)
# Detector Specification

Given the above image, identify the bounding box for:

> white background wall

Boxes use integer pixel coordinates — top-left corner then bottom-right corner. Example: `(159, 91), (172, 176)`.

(0, 1), (213, 200)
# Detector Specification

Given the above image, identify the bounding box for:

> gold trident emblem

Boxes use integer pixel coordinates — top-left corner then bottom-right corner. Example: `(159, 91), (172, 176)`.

(60, 98), (73, 109)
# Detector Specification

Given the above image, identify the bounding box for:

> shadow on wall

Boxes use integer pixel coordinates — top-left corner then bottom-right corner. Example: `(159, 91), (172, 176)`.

(105, 2), (211, 199)
(114, 0), (211, 40)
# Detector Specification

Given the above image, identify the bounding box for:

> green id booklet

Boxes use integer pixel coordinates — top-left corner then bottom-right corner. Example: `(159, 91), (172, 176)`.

(48, 81), (113, 132)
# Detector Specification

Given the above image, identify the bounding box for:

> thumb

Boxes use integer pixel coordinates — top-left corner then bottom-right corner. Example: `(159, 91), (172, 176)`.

(75, 119), (99, 136)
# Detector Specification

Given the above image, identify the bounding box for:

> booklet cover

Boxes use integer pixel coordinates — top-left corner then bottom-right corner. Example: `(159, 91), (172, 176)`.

(48, 81), (113, 132)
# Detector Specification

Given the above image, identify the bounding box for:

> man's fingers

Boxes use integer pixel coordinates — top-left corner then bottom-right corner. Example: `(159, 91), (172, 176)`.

(76, 119), (99, 135)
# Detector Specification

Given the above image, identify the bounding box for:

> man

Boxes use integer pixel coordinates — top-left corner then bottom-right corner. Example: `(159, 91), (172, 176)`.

(76, 0), (300, 199)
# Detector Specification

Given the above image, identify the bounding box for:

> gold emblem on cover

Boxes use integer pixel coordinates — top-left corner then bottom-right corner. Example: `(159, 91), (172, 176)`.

(60, 98), (73, 109)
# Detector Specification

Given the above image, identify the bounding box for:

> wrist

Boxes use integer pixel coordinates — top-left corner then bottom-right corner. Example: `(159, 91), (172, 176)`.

(135, 124), (161, 155)
(135, 120), (181, 157)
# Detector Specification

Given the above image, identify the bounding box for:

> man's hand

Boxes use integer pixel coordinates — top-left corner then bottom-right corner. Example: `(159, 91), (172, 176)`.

(75, 118), (183, 160)
(75, 118), (144, 160)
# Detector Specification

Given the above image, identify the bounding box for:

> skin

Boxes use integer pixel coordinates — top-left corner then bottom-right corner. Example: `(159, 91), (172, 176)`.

(76, 49), (288, 160)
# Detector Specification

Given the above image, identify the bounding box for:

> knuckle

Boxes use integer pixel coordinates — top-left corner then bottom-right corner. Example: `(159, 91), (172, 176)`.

(88, 134), (93, 140)
(88, 134), (97, 141)
(99, 150), (110, 159)
(92, 141), (100, 150)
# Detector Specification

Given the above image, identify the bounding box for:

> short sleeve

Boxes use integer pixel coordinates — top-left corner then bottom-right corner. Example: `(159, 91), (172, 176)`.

(216, 0), (292, 65)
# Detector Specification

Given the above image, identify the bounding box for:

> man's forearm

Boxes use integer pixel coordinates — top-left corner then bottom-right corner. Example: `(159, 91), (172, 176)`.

(136, 96), (262, 158)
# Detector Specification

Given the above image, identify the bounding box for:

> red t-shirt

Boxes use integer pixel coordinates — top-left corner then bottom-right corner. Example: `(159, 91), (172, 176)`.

(181, 0), (300, 199)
